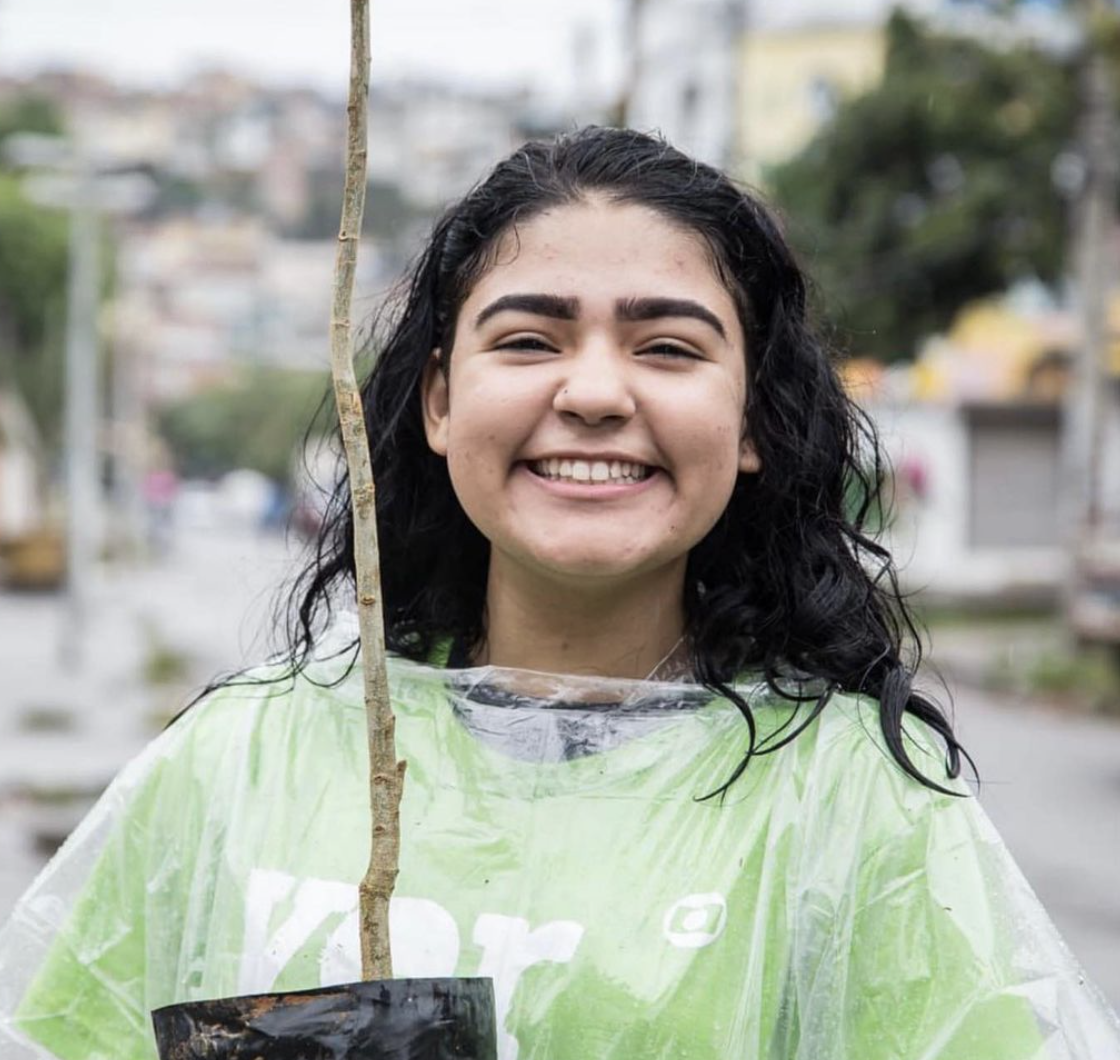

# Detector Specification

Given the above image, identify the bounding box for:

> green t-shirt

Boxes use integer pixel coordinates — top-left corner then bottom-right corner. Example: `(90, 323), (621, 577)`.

(5, 648), (1120, 1059)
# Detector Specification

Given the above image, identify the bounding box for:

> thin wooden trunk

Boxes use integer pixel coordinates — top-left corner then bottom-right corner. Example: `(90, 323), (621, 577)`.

(327, 0), (406, 983)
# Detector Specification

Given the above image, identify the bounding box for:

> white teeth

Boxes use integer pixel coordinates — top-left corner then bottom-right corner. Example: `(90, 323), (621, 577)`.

(530, 459), (653, 485)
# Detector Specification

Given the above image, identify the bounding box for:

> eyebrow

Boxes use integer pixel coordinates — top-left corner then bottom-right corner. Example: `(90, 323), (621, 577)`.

(474, 293), (727, 340)
(616, 296), (727, 340)
(475, 294), (579, 328)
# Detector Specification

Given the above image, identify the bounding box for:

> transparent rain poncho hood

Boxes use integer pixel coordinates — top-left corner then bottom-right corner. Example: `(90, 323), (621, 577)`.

(2, 615), (1119, 1060)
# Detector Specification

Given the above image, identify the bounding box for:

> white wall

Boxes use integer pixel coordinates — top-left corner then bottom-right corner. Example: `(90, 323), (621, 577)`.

(870, 400), (1064, 602)
(0, 450), (39, 539)
(628, 0), (739, 168)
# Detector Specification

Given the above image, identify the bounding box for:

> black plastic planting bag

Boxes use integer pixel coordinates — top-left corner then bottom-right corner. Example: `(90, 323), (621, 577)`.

(151, 978), (495, 1060)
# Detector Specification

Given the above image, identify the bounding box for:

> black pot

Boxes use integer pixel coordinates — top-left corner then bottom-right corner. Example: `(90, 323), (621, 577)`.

(151, 977), (497, 1060)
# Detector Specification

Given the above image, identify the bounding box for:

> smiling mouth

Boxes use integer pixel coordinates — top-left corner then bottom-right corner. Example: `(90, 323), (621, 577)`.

(528, 458), (655, 485)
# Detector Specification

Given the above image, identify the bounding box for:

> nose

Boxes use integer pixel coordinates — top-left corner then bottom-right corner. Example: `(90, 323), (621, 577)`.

(552, 345), (637, 426)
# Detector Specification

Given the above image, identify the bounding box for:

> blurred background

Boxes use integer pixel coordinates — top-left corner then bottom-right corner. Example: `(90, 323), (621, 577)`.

(1, 0), (1119, 1010)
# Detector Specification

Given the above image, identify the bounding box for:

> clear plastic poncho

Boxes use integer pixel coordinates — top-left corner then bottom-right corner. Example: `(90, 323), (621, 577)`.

(2, 615), (1119, 1060)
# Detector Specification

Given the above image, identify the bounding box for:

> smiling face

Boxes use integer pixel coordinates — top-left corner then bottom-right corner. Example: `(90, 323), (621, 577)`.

(421, 197), (760, 599)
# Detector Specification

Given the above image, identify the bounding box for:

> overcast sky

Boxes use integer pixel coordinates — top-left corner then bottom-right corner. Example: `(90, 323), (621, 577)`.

(0, 0), (910, 99)
(0, 0), (626, 98)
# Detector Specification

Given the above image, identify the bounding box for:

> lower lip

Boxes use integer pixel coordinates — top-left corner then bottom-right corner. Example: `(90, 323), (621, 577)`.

(517, 463), (662, 499)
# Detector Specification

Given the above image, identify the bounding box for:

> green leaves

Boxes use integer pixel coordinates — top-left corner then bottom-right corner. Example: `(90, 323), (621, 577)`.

(158, 367), (332, 484)
(768, 11), (1078, 362)
(0, 94), (68, 450)
(0, 174), (69, 450)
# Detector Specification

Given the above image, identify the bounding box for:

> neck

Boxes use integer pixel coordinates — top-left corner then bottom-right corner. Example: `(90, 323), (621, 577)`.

(478, 556), (688, 680)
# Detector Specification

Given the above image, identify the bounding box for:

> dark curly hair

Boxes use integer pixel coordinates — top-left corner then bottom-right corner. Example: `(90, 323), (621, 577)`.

(282, 125), (969, 798)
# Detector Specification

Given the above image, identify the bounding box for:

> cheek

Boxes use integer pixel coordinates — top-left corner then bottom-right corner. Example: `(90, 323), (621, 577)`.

(671, 410), (747, 537)
(704, 425), (745, 503)
(444, 417), (513, 529)
(444, 451), (498, 545)
(673, 391), (746, 473)
(711, 381), (750, 474)
(446, 445), (491, 501)
(446, 371), (539, 442)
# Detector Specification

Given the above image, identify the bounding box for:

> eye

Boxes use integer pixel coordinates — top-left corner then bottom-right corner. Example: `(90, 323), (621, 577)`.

(494, 336), (558, 353)
(639, 342), (702, 360)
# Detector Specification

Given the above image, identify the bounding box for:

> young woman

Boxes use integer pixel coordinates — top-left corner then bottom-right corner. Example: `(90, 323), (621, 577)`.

(2, 127), (1118, 1060)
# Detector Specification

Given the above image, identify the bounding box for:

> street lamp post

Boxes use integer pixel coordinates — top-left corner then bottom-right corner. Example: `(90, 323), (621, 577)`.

(4, 132), (155, 669)
(1063, 0), (1120, 654)
(59, 157), (101, 668)
(1069, 0), (1118, 534)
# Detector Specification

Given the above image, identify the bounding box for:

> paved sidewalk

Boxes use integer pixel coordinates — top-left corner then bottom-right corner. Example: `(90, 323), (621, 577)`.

(950, 684), (1120, 1009)
(0, 526), (302, 914)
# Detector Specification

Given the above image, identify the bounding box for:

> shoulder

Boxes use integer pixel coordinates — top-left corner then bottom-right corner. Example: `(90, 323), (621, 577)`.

(801, 689), (982, 862)
(167, 648), (445, 765)
(758, 688), (991, 916)
(819, 690), (963, 790)
(766, 685), (972, 827)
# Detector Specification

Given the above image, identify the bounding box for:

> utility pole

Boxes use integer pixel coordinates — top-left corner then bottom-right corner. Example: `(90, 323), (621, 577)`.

(722, 0), (748, 176)
(60, 155), (101, 670)
(1067, 0), (1118, 536)
(109, 292), (147, 560)
(612, 0), (650, 127)
(6, 133), (155, 667)
(1064, 0), (1120, 654)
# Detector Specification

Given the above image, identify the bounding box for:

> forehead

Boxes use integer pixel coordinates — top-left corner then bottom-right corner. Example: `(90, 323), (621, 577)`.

(464, 199), (738, 318)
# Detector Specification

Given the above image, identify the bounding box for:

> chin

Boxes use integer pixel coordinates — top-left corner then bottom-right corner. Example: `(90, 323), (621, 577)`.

(530, 547), (666, 584)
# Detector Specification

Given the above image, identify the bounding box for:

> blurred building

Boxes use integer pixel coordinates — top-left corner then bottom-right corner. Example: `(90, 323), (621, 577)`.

(626, 0), (744, 168)
(739, 18), (886, 184)
(852, 286), (1120, 605)
(0, 388), (61, 589)
(114, 219), (384, 401)
(0, 68), (555, 406)
(624, 1), (902, 178)
(368, 81), (538, 211)
(625, 0), (1080, 184)
(0, 389), (41, 541)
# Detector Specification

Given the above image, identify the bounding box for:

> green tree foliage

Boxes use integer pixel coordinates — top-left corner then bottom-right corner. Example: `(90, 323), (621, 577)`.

(0, 95), (69, 449)
(158, 368), (331, 484)
(0, 93), (63, 141)
(0, 175), (69, 449)
(767, 11), (1078, 362)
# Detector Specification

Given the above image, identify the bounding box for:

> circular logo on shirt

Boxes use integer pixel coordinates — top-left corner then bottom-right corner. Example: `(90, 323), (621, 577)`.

(662, 892), (727, 948)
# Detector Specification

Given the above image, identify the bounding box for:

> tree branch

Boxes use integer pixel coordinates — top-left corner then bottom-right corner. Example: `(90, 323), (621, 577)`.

(329, 0), (405, 982)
